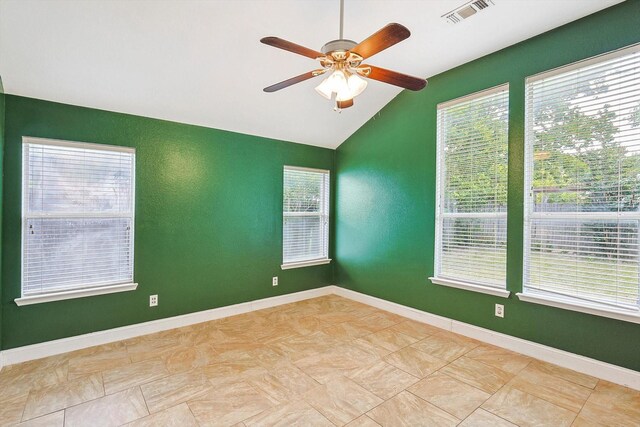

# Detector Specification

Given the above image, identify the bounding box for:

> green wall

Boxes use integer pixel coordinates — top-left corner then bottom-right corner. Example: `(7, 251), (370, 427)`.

(1, 95), (334, 349)
(0, 79), (5, 350)
(2, 1), (639, 373)
(335, 0), (640, 371)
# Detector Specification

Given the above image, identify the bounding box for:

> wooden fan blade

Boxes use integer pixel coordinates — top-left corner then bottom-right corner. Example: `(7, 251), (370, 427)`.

(351, 23), (410, 60)
(263, 70), (324, 93)
(359, 65), (427, 91)
(260, 36), (324, 60)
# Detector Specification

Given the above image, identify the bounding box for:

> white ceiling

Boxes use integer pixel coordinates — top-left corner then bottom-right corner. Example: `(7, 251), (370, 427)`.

(0, 0), (624, 149)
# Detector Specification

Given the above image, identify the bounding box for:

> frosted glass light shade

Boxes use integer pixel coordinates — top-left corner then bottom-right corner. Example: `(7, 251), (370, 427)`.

(330, 70), (348, 94)
(316, 70), (349, 99)
(347, 74), (367, 97)
(315, 78), (333, 99)
(314, 70), (368, 104)
(335, 92), (353, 102)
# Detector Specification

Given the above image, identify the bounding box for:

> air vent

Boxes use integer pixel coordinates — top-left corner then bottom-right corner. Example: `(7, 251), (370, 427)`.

(473, 0), (490, 10)
(443, 0), (494, 24)
(445, 13), (461, 24)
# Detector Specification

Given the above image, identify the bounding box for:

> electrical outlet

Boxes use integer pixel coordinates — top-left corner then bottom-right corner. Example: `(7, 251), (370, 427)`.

(495, 303), (504, 318)
(272, 276), (278, 286)
(149, 294), (158, 307)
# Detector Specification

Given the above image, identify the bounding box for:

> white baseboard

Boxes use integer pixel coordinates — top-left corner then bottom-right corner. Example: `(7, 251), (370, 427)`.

(333, 287), (453, 330)
(0, 286), (334, 368)
(333, 287), (640, 391)
(1, 284), (638, 392)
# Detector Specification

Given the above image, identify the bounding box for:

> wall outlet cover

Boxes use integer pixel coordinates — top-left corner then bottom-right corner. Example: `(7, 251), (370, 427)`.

(272, 277), (278, 286)
(495, 303), (504, 318)
(150, 295), (158, 307)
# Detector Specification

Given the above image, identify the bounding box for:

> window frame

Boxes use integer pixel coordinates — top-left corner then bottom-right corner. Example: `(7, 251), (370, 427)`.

(519, 43), (640, 324)
(281, 165), (331, 270)
(431, 84), (511, 298)
(16, 137), (137, 306)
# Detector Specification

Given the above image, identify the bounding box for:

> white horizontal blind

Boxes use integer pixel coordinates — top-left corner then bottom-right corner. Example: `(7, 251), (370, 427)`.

(22, 138), (135, 296)
(524, 44), (640, 310)
(435, 86), (509, 288)
(283, 166), (329, 264)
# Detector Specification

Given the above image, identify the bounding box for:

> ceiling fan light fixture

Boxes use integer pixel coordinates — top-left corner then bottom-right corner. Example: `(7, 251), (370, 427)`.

(335, 98), (354, 110)
(315, 78), (333, 99)
(330, 70), (349, 95)
(347, 73), (367, 97)
(335, 89), (353, 102)
(315, 69), (352, 101)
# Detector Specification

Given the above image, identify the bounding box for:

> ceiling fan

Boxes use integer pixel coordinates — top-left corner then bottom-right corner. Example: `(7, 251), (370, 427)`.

(260, 0), (427, 110)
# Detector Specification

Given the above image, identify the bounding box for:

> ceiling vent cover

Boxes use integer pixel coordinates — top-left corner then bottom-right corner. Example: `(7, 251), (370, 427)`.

(443, 0), (494, 24)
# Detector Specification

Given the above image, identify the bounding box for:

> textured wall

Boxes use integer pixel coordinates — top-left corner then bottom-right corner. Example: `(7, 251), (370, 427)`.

(1, 95), (335, 349)
(0, 85), (4, 350)
(335, 0), (640, 371)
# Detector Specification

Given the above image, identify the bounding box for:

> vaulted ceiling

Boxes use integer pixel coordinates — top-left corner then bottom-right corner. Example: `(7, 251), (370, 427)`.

(0, 0), (624, 149)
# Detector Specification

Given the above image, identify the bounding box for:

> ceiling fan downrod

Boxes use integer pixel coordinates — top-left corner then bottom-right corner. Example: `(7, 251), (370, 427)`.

(321, 0), (357, 54)
(339, 0), (344, 40)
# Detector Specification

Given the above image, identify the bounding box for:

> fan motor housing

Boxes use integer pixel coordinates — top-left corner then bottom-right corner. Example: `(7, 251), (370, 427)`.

(321, 39), (357, 54)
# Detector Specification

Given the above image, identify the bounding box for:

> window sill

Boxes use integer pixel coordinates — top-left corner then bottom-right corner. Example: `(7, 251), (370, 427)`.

(429, 277), (510, 298)
(15, 283), (138, 306)
(516, 291), (640, 325)
(281, 258), (332, 270)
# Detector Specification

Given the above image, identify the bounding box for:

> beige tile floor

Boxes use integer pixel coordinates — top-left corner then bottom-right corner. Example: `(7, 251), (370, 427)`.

(1, 295), (639, 426)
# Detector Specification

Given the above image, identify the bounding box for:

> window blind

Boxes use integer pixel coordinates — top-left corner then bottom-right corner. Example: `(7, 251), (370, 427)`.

(283, 166), (330, 265)
(22, 138), (135, 296)
(435, 85), (509, 288)
(524, 44), (640, 311)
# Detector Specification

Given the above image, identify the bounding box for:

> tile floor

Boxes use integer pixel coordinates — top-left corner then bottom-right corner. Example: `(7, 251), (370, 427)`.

(0, 295), (638, 426)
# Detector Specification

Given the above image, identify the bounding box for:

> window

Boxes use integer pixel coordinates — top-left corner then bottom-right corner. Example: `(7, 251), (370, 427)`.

(19, 137), (136, 305)
(432, 85), (510, 297)
(282, 166), (330, 269)
(522, 44), (640, 321)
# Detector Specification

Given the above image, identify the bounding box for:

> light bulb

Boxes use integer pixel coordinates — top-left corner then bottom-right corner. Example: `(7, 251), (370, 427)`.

(335, 86), (352, 102)
(315, 77), (333, 100)
(347, 73), (367, 97)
